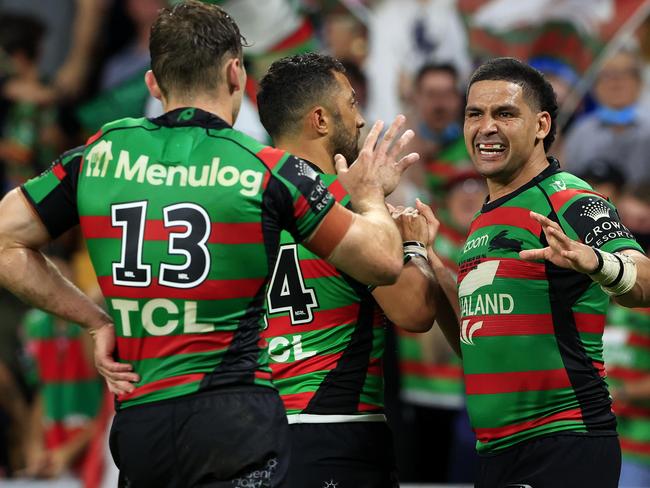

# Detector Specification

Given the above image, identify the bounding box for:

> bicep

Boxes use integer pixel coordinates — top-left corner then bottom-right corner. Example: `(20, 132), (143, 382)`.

(0, 189), (51, 250)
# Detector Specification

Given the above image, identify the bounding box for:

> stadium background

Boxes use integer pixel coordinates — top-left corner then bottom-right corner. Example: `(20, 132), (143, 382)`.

(0, 0), (649, 486)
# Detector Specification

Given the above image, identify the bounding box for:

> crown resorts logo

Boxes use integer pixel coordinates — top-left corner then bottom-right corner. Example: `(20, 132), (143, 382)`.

(579, 198), (611, 221)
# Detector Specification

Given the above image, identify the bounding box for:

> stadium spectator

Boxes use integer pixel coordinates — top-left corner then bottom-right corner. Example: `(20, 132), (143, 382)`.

(576, 158), (626, 204)
(460, 57), (644, 487)
(366, 0), (471, 127)
(0, 1), (418, 485)
(257, 52), (456, 487)
(563, 47), (650, 184)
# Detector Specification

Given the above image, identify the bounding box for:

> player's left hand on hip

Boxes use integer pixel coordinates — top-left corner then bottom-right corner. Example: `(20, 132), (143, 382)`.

(90, 323), (139, 395)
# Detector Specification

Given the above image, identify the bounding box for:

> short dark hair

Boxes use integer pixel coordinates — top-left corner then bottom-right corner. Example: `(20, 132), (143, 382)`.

(0, 13), (46, 62)
(150, 0), (246, 98)
(415, 62), (459, 89)
(257, 53), (346, 140)
(468, 57), (558, 151)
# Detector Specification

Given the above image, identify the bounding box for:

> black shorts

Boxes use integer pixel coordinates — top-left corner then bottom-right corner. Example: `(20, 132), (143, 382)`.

(109, 385), (290, 488)
(477, 434), (621, 488)
(288, 421), (399, 488)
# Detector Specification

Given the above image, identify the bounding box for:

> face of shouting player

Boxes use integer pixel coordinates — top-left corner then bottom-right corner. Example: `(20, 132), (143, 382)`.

(328, 71), (365, 164)
(464, 80), (550, 193)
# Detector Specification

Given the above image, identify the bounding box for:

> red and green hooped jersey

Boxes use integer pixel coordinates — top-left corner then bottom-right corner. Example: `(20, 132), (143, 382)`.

(398, 219), (464, 409)
(604, 305), (650, 465)
(263, 171), (385, 416)
(23, 309), (104, 448)
(458, 159), (643, 453)
(21, 108), (343, 408)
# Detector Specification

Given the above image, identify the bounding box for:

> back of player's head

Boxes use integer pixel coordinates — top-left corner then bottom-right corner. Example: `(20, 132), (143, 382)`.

(257, 53), (346, 140)
(150, 0), (245, 98)
(468, 57), (558, 151)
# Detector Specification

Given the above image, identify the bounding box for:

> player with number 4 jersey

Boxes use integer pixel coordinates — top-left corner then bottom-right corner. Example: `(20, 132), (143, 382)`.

(257, 53), (458, 488)
(0, 3), (418, 487)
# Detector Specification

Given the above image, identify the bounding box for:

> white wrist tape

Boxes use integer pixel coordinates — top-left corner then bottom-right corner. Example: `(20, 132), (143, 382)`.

(589, 249), (637, 296)
(403, 241), (428, 261)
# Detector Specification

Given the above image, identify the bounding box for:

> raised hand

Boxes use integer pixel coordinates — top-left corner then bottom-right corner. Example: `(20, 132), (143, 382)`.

(335, 115), (420, 210)
(519, 211), (598, 273)
(90, 323), (139, 395)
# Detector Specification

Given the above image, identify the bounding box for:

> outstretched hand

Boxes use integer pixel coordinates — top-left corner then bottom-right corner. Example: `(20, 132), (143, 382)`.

(335, 115), (420, 205)
(519, 211), (598, 274)
(90, 323), (139, 395)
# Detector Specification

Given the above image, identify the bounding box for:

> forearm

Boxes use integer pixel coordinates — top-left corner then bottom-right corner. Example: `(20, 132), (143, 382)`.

(373, 257), (436, 332)
(428, 247), (461, 356)
(327, 206), (402, 286)
(0, 246), (110, 330)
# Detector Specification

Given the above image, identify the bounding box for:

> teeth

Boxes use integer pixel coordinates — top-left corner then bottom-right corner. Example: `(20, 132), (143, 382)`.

(478, 143), (505, 150)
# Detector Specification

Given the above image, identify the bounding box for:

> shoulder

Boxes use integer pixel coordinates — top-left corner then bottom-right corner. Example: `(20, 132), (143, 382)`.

(538, 169), (603, 214)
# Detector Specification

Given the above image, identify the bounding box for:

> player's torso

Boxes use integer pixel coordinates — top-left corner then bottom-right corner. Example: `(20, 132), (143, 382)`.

(264, 224), (385, 416)
(77, 114), (275, 407)
(458, 167), (614, 452)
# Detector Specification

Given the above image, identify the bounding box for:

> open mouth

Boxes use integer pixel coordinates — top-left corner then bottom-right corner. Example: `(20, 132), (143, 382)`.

(476, 143), (506, 156)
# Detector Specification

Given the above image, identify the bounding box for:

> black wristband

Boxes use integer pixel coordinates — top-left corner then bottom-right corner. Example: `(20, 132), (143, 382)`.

(589, 248), (604, 275)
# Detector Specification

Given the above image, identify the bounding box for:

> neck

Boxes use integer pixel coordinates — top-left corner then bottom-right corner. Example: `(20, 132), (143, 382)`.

(162, 91), (235, 125)
(274, 135), (336, 174)
(486, 150), (550, 202)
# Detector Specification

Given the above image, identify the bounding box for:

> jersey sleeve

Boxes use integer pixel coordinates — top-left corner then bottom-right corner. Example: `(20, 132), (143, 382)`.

(266, 155), (352, 257)
(560, 194), (644, 254)
(20, 146), (84, 239)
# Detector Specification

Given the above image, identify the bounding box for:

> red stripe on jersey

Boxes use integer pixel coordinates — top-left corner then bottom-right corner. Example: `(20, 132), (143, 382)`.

(256, 147), (285, 170)
(328, 179), (347, 203)
(80, 217), (263, 244)
(465, 368), (571, 395)
(548, 189), (604, 212)
(116, 331), (234, 361)
(464, 314), (554, 337)
(270, 18), (314, 52)
(628, 332), (650, 350)
(474, 408), (583, 444)
(299, 258), (339, 279)
(118, 373), (204, 402)
(367, 357), (382, 377)
(400, 361), (463, 379)
(620, 437), (650, 456)
(85, 129), (103, 146)
(32, 339), (97, 382)
(592, 360), (606, 378)
(573, 313), (605, 334)
(357, 402), (382, 412)
(264, 304), (360, 337)
(281, 391), (313, 411)
(437, 223), (466, 245)
(52, 163), (67, 181)
(457, 258), (546, 282)
(98, 276), (264, 300)
(608, 365), (648, 381)
(255, 370), (272, 381)
(469, 207), (541, 236)
(293, 194), (310, 219)
(270, 352), (342, 379)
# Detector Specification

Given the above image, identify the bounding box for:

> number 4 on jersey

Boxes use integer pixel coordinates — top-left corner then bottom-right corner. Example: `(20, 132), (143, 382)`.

(267, 244), (318, 325)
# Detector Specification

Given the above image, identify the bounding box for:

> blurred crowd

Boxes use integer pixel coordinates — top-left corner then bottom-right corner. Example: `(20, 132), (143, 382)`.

(0, 0), (649, 486)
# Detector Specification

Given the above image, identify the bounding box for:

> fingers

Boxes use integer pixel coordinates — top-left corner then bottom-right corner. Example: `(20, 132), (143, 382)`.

(361, 120), (384, 153)
(396, 152), (420, 171)
(385, 202), (396, 213)
(106, 379), (137, 396)
(377, 114), (405, 156)
(388, 129), (415, 162)
(519, 248), (547, 261)
(334, 154), (349, 174)
(415, 198), (438, 224)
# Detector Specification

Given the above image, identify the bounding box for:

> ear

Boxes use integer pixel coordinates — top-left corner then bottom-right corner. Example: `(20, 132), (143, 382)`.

(536, 111), (551, 141)
(225, 57), (244, 94)
(145, 70), (163, 101)
(309, 106), (329, 136)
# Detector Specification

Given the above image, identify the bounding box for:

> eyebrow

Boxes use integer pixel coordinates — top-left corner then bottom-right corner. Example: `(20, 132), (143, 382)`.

(465, 103), (520, 113)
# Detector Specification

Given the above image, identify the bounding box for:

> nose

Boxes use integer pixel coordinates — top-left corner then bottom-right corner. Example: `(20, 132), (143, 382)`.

(357, 115), (366, 129)
(477, 114), (497, 136)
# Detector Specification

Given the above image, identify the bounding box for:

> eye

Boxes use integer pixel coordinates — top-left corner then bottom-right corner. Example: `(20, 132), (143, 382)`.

(499, 111), (513, 118)
(466, 111), (480, 119)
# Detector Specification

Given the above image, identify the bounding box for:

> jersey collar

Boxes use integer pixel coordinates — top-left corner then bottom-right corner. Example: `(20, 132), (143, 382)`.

(149, 107), (232, 130)
(481, 157), (561, 213)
